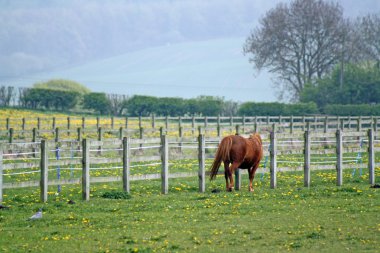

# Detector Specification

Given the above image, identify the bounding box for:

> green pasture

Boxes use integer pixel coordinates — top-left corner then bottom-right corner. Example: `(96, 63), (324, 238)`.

(1, 169), (379, 253)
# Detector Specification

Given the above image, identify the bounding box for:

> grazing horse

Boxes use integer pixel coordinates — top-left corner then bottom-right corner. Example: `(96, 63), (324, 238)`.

(209, 133), (263, 192)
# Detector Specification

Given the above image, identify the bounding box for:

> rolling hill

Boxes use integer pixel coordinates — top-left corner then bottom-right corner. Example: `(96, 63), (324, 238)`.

(12, 37), (276, 102)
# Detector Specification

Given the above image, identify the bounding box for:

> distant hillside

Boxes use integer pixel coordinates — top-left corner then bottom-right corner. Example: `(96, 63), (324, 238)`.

(14, 38), (276, 102)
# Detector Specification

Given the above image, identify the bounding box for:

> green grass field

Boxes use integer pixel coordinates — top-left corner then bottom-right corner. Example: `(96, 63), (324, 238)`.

(1, 170), (379, 253)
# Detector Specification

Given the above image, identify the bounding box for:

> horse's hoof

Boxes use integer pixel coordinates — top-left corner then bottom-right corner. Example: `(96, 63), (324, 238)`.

(249, 187), (254, 192)
(227, 187), (234, 192)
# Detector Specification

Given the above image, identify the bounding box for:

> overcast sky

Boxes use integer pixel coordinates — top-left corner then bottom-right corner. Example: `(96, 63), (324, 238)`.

(1, 0), (378, 76)
(0, 0), (379, 101)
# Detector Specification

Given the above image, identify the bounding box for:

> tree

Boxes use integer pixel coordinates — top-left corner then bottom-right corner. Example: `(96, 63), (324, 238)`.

(185, 96), (224, 116)
(155, 97), (186, 116)
(222, 100), (239, 116)
(107, 94), (128, 116)
(22, 88), (81, 110)
(125, 95), (158, 116)
(33, 79), (90, 94)
(244, 0), (350, 101)
(83, 92), (111, 114)
(300, 63), (380, 108)
(355, 13), (380, 66)
(0, 86), (15, 106)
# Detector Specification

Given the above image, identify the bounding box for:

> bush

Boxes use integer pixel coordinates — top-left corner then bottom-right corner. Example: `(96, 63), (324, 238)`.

(185, 96), (224, 116)
(101, 191), (131, 199)
(323, 104), (380, 116)
(83, 92), (111, 114)
(22, 88), (81, 111)
(125, 95), (224, 116)
(237, 102), (319, 116)
(125, 95), (158, 116)
(33, 79), (90, 94)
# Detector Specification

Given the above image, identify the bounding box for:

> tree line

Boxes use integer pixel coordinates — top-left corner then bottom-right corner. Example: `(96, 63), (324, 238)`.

(1, 76), (379, 116)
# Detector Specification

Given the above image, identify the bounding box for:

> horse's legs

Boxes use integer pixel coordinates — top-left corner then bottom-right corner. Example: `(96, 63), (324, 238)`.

(248, 167), (255, 192)
(227, 162), (240, 191)
(248, 162), (260, 192)
(224, 162), (231, 191)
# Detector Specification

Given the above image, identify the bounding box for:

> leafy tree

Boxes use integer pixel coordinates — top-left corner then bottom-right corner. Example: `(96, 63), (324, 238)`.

(185, 96), (224, 116)
(83, 92), (111, 114)
(244, 0), (350, 101)
(155, 97), (186, 116)
(300, 63), (380, 108)
(33, 79), (90, 94)
(125, 95), (158, 116)
(22, 88), (81, 110)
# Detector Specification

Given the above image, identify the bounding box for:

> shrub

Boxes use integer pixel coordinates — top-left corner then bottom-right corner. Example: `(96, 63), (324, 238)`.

(237, 102), (319, 116)
(22, 88), (81, 110)
(83, 92), (111, 114)
(323, 104), (380, 116)
(33, 79), (90, 94)
(101, 191), (131, 199)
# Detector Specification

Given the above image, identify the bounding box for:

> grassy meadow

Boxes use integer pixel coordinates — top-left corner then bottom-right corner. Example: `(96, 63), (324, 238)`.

(1, 170), (379, 253)
(0, 108), (379, 252)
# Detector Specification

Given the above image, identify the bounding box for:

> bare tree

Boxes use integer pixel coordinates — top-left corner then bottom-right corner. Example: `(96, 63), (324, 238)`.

(107, 94), (128, 115)
(0, 86), (15, 106)
(355, 13), (380, 67)
(244, 0), (350, 101)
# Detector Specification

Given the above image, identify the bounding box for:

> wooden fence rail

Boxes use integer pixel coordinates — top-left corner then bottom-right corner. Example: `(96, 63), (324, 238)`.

(1, 115), (380, 144)
(0, 128), (379, 203)
(1, 115), (379, 132)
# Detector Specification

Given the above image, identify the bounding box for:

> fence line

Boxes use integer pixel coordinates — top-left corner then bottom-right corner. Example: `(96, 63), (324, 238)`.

(0, 128), (379, 203)
(1, 115), (379, 129)
(1, 115), (379, 142)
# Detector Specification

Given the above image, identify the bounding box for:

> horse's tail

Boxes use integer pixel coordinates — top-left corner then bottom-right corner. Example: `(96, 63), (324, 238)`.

(251, 132), (263, 160)
(210, 136), (233, 180)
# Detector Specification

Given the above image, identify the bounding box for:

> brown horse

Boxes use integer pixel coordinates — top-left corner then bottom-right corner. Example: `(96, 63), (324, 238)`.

(209, 133), (263, 192)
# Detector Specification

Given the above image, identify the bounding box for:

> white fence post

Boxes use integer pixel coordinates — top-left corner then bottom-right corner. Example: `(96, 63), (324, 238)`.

(336, 129), (343, 186)
(270, 126), (277, 189)
(0, 149), (3, 204)
(40, 140), (48, 202)
(82, 138), (90, 201)
(198, 133), (206, 192)
(161, 134), (169, 194)
(235, 125), (242, 190)
(368, 129), (375, 185)
(304, 129), (311, 187)
(123, 137), (131, 193)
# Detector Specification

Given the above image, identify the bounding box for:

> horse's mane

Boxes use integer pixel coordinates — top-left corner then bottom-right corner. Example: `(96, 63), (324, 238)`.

(249, 133), (262, 145)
